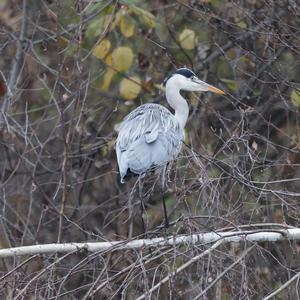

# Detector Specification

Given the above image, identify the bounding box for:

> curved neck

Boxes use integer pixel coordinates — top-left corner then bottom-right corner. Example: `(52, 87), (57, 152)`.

(165, 80), (189, 129)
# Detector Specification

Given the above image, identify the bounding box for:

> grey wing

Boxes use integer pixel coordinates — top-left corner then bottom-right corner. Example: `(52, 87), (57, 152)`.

(116, 104), (183, 182)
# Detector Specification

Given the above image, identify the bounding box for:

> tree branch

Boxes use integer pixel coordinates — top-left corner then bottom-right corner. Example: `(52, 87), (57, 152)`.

(194, 9), (286, 73)
(0, 227), (300, 258)
(137, 240), (224, 300)
(194, 245), (255, 299)
(0, 0), (28, 126)
(263, 271), (300, 300)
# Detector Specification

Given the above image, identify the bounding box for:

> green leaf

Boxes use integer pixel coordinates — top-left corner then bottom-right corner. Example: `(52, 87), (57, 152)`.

(236, 20), (247, 29)
(211, 0), (222, 8)
(86, 17), (108, 39)
(85, 2), (113, 16)
(291, 89), (300, 107)
(220, 78), (237, 92)
(129, 5), (156, 28)
(155, 18), (168, 42)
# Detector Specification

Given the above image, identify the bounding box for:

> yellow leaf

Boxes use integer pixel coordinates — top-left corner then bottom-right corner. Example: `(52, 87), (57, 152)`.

(100, 53), (116, 91)
(101, 68), (116, 92)
(130, 5), (156, 28)
(92, 39), (111, 60)
(111, 47), (134, 72)
(105, 53), (113, 66)
(179, 29), (197, 50)
(236, 20), (247, 29)
(119, 15), (135, 37)
(57, 36), (69, 48)
(291, 89), (300, 107)
(100, 140), (116, 157)
(119, 76), (142, 100)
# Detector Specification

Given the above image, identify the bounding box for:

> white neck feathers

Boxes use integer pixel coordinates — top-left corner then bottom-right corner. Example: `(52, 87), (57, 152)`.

(165, 76), (189, 129)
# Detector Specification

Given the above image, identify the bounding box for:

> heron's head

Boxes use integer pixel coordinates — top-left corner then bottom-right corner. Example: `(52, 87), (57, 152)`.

(165, 68), (225, 94)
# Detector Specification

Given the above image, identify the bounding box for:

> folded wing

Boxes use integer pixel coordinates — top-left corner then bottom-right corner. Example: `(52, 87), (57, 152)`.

(116, 103), (183, 182)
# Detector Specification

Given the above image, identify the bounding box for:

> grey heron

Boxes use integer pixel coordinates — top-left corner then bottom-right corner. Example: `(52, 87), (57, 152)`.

(116, 68), (225, 183)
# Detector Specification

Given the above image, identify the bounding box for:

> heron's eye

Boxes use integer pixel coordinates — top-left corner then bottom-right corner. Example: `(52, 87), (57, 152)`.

(190, 76), (195, 80)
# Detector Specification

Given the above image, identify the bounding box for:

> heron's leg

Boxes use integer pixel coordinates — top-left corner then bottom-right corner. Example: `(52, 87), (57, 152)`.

(138, 174), (147, 234)
(161, 165), (169, 228)
(128, 181), (137, 239)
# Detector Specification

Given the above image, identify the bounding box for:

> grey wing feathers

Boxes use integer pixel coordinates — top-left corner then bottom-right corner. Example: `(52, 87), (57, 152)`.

(116, 103), (183, 182)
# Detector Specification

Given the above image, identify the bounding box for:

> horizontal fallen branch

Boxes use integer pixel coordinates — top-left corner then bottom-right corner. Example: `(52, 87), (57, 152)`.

(0, 228), (299, 258)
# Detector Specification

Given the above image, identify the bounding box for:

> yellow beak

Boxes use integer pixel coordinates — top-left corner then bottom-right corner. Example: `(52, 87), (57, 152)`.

(193, 77), (225, 95)
(205, 84), (226, 95)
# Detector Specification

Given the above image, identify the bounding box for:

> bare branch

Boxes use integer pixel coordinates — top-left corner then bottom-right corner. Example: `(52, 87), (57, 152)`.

(136, 240), (223, 300)
(0, 0), (28, 126)
(0, 227), (300, 258)
(194, 245), (255, 299)
(263, 272), (300, 300)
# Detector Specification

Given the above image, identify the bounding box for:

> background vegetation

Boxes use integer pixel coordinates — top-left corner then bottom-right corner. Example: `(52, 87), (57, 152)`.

(0, 0), (300, 298)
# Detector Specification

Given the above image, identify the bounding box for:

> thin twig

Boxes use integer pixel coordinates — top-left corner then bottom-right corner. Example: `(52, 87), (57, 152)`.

(88, 247), (173, 297)
(194, 245), (255, 299)
(263, 272), (300, 300)
(136, 240), (224, 300)
(0, 0), (28, 126)
(196, 13), (286, 71)
(14, 251), (74, 299)
(0, 255), (38, 282)
(57, 95), (73, 242)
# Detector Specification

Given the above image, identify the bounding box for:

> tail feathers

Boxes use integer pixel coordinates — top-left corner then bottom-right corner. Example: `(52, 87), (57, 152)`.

(120, 169), (138, 184)
(118, 156), (139, 183)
